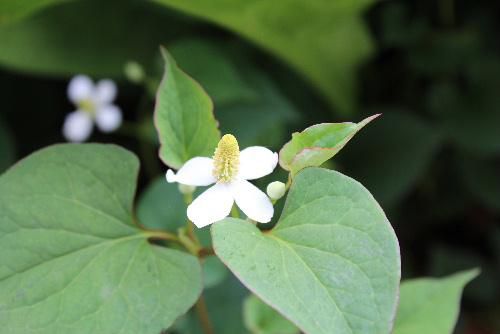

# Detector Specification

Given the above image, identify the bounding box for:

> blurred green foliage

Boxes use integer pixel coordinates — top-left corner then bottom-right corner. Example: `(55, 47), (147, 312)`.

(152, 0), (375, 114)
(0, 0), (191, 77)
(1, 0), (499, 332)
(0, 0), (68, 24)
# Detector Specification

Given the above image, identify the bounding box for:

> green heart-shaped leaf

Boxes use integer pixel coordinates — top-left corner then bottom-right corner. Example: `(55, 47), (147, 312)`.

(0, 144), (202, 333)
(212, 167), (401, 334)
(155, 49), (221, 169)
(393, 269), (479, 334)
(279, 115), (378, 175)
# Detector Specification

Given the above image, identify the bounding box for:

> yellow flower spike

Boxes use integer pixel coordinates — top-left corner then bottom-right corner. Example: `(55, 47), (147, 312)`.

(77, 99), (97, 116)
(212, 134), (240, 182)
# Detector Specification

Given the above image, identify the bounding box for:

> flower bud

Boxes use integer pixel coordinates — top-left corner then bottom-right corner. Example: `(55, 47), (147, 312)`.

(124, 61), (145, 83)
(266, 181), (286, 200)
(178, 183), (196, 195)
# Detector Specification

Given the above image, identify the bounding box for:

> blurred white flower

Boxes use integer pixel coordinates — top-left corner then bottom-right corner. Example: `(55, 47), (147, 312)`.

(166, 134), (278, 228)
(63, 75), (122, 142)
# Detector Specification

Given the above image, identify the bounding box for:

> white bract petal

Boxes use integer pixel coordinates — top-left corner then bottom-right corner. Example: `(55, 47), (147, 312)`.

(62, 111), (93, 142)
(166, 157), (216, 186)
(239, 146), (278, 180)
(231, 179), (274, 223)
(67, 75), (93, 104)
(165, 135), (278, 227)
(187, 183), (234, 228)
(95, 79), (117, 104)
(95, 105), (122, 133)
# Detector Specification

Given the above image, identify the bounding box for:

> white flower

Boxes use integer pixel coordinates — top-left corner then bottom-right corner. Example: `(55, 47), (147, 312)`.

(166, 134), (278, 228)
(63, 75), (122, 142)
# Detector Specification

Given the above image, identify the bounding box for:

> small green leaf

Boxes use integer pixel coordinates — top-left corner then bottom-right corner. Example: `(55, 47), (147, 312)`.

(212, 167), (401, 334)
(429, 246), (497, 304)
(393, 269), (479, 334)
(154, 48), (220, 169)
(0, 144), (202, 333)
(279, 114), (378, 175)
(0, 117), (15, 173)
(244, 294), (299, 334)
(152, 0), (376, 114)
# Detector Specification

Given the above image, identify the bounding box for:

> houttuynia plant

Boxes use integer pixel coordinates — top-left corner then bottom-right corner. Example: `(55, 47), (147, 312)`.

(0, 48), (477, 334)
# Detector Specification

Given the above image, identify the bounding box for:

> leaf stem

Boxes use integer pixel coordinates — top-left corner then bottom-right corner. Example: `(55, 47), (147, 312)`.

(195, 294), (214, 334)
(178, 227), (201, 255)
(198, 247), (215, 258)
(142, 229), (179, 242)
(285, 173), (292, 190)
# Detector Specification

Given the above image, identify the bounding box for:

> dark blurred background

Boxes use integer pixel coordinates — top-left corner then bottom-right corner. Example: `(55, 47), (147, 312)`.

(0, 0), (499, 333)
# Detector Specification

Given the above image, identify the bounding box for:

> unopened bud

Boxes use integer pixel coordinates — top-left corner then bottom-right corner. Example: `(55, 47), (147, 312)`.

(266, 181), (286, 200)
(178, 183), (196, 195)
(124, 61), (145, 83)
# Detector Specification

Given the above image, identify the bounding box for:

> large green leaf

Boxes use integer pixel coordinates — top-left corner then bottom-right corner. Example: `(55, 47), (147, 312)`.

(0, 117), (15, 173)
(0, 0), (189, 77)
(136, 178), (228, 287)
(340, 111), (442, 206)
(279, 114), (378, 175)
(0, 0), (69, 24)
(393, 269), (479, 334)
(243, 294), (299, 334)
(212, 167), (401, 334)
(0, 144), (202, 333)
(137, 179), (228, 288)
(429, 245), (498, 304)
(154, 49), (220, 169)
(152, 0), (375, 114)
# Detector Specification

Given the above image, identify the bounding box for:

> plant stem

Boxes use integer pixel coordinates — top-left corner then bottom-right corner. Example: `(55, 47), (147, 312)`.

(198, 247), (215, 258)
(285, 173), (292, 190)
(195, 295), (214, 334)
(178, 227), (201, 255)
(142, 229), (179, 242)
